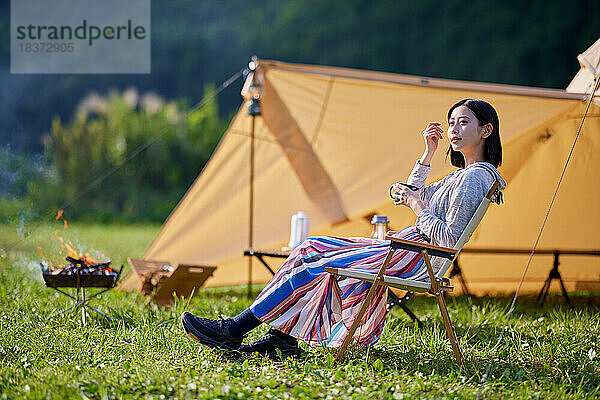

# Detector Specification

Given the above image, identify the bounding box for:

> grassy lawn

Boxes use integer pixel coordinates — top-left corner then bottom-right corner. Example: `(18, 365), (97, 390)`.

(0, 222), (599, 399)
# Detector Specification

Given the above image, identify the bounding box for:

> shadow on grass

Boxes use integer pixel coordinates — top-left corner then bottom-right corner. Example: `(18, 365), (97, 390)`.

(334, 293), (600, 387)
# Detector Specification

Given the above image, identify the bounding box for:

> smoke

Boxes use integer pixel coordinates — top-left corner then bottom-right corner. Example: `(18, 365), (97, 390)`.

(16, 213), (30, 240)
(0, 144), (45, 198)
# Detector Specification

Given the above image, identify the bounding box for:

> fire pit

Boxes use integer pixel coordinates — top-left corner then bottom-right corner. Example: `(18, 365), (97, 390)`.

(41, 256), (123, 324)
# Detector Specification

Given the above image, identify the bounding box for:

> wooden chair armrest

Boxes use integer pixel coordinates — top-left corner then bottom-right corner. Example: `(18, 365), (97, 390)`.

(385, 236), (457, 260)
(325, 266), (454, 293)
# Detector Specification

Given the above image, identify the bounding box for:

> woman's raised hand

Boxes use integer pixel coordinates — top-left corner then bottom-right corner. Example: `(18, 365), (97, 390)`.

(422, 122), (444, 155)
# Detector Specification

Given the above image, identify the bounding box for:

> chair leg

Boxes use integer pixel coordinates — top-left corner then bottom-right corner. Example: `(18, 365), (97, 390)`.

(422, 250), (465, 368)
(436, 291), (464, 367)
(335, 247), (396, 362)
(387, 290), (401, 311)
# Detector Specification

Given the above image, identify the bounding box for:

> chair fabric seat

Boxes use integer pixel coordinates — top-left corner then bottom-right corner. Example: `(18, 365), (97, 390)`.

(325, 267), (431, 293)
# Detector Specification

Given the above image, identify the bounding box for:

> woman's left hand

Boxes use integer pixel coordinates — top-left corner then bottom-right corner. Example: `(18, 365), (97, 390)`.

(392, 185), (426, 215)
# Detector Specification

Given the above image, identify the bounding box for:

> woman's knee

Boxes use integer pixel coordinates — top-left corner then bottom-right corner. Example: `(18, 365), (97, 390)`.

(304, 236), (323, 241)
(297, 236), (325, 249)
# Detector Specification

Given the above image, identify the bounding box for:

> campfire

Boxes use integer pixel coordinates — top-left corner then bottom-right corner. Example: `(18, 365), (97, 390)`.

(41, 256), (115, 276)
(38, 210), (123, 326)
(39, 210), (121, 289)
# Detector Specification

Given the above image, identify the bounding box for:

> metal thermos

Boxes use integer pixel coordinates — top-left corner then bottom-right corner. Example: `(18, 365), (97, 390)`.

(288, 211), (310, 248)
(370, 215), (389, 240)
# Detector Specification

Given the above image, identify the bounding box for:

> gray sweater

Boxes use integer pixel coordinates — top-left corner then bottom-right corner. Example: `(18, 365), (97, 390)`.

(406, 161), (507, 249)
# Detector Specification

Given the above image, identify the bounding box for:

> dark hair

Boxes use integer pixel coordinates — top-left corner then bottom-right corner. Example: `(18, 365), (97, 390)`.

(446, 99), (502, 168)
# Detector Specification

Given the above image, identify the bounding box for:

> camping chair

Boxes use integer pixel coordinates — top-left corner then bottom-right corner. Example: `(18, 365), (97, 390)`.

(327, 180), (502, 366)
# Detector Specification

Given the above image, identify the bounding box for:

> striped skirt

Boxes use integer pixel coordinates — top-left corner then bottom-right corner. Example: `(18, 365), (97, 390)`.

(250, 226), (429, 348)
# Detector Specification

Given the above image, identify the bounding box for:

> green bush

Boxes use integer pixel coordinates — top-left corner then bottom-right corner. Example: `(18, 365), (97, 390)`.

(29, 87), (229, 222)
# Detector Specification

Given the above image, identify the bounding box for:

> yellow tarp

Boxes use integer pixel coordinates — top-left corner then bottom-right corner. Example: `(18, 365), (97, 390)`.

(141, 59), (599, 295)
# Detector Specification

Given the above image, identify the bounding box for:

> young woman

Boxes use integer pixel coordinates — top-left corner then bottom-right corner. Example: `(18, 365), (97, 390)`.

(182, 99), (506, 357)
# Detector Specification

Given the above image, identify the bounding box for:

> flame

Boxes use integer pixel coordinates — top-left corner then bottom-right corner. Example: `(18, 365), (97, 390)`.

(56, 209), (68, 229)
(65, 242), (79, 259)
(45, 209), (100, 268)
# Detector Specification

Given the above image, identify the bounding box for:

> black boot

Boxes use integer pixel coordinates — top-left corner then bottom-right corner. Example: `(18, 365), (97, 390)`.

(181, 312), (244, 351)
(239, 328), (304, 358)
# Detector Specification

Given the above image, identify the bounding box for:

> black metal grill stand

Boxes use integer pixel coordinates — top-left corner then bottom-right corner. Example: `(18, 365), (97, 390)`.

(48, 285), (114, 325)
(43, 263), (122, 325)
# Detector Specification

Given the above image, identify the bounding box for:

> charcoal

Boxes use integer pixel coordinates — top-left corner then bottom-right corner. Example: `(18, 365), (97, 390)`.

(44, 257), (116, 276)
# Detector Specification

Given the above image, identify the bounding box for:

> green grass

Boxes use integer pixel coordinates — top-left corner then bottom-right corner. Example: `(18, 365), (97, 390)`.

(1, 222), (599, 399)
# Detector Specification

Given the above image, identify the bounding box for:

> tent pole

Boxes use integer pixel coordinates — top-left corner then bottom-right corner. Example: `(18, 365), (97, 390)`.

(245, 56), (262, 298)
(248, 113), (255, 297)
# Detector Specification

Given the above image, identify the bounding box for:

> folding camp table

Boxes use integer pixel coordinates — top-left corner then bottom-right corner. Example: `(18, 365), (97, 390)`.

(243, 249), (290, 276)
(454, 248), (600, 305)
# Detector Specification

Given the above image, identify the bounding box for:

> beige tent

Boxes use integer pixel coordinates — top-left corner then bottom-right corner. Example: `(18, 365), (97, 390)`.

(135, 41), (600, 295)
(567, 37), (600, 105)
